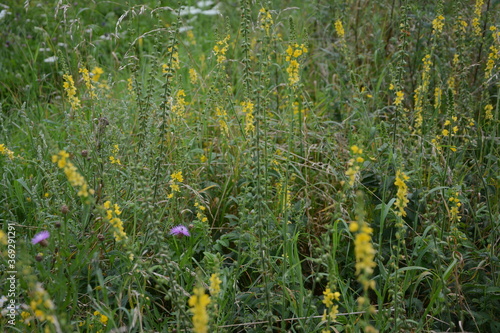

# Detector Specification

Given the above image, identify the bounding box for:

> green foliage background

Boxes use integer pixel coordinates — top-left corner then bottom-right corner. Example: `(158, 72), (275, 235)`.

(1, 0), (499, 332)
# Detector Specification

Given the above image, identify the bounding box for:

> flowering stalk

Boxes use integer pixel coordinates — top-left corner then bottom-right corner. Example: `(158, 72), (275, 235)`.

(62, 74), (81, 109)
(394, 170), (410, 217)
(52, 151), (93, 198)
(349, 192), (378, 333)
(189, 286), (210, 333)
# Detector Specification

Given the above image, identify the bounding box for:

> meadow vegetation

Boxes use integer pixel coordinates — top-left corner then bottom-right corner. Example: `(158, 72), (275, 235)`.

(0, 0), (499, 332)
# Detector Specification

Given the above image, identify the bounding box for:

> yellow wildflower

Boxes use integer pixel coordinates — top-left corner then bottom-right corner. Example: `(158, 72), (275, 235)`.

(102, 201), (127, 242)
(189, 68), (198, 84)
(0, 144), (15, 159)
(394, 91), (404, 106)
(63, 74), (81, 109)
(213, 35), (230, 64)
(334, 20), (345, 38)
(52, 150), (93, 198)
(432, 15), (445, 34)
(209, 273), (222, 296)
(394, 170), (410, 217)
(285, 43), (307, 86)
(189, 286), (210, 333)
(79, 67), (97, 99)
(485, 104), (494, 120)
(241, 100), (255, 135)
(472, 0), (484, 36)
(91, 67), (104, 82)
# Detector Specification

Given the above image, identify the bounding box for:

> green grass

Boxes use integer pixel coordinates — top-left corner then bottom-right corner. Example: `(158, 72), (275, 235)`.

(1, 0), (499, 332)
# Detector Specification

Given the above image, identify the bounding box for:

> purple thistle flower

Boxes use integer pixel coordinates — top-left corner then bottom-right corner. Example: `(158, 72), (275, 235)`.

(169, 225), (190, 238)
(32, 231), (50, 246)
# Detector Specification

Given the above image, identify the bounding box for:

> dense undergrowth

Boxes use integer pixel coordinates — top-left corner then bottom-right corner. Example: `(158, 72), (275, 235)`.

(1, 0), (499, 332)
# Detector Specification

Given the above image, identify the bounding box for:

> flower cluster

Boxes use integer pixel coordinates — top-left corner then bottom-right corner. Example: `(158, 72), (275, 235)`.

(240, 100), (255, 135)
(93, 310), (109, 326)
(189, 68), (198, 85)
(63, 74), (81, 109)
(485, 28), (499, 79)
(472, 0), (484, 36)
(285, 43), (308, 86)
(434, 87), (442, 110)
(28, 282), (56, 325)
(345, 145), (364, 186)
(213, 35), (230, 64)
(349, 220), (376, 290)
(162, 47), (180, 72)
(394, 170), (410, 217)
(172, 90), (188, 117)
(79, 67), (96, 99)
(484, 104), (494, 120)
(109, 144), (121, 165)
(189, 286), (210, 333)
(258, 8), (273, 35)
(448, 192), (461, 222)
(413, 54), (432, 131)
(0, 143), (15, 159)
(194, 202), (208, 223)
(334, 19), (345, 39)
(91, 67), (104, 82)
(321, 288), (341, 323)
(394, 90), (404, 106)
(168, 171), (184, 198)
(52, 150), (93, 198)
(187, 30), (196, 45)
(215, 106), (229, 136)
(432, 14), (444, 35)
(103, 200), (127, 242)
(0, 230), (6, 245)
(209, 273), (222, 296)
(432, 116), (459, 152)
(127, 77), (134, 93)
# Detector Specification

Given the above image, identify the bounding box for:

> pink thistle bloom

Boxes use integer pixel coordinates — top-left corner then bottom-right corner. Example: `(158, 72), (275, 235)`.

(32, 231), (50, 246)
(169, 225), (190, 237)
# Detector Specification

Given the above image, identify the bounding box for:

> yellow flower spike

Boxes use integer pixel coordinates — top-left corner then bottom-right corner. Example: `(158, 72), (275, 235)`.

(334, 20), (345, 38)
(394, 170), (410, 217)
(209, 273), (222, 296)
(394, 91), (404, 106)
(0, 144), (15, 159)
(189, 287), (210, 333)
